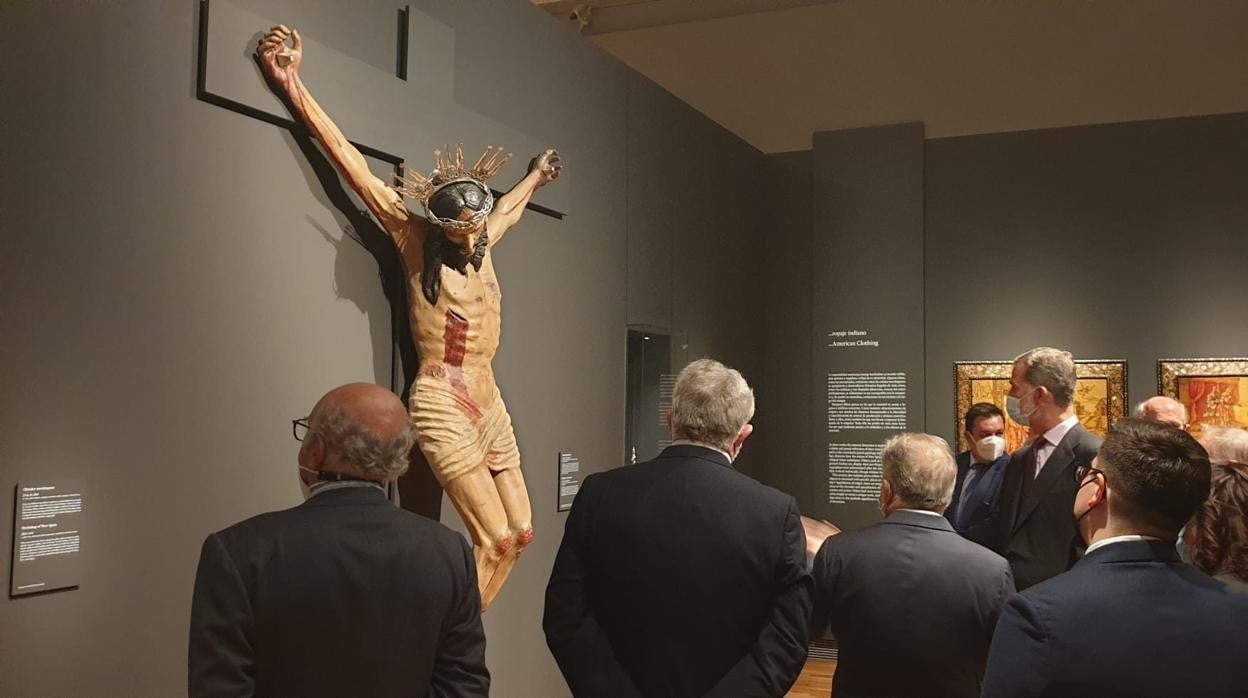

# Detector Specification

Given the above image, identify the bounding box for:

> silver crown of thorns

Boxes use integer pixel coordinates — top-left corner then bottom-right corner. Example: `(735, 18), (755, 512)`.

(393, 144), (511, 231)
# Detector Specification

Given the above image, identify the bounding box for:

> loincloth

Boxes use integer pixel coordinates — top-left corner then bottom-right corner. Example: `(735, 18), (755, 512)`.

(409, 374), (519, 485)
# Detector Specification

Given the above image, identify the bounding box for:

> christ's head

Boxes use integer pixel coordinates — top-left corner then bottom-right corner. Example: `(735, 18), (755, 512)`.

(428, 180), (491, 255)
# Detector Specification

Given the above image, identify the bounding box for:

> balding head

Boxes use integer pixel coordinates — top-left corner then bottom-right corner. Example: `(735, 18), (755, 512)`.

(879, 433), (957, 515)
(300, 383), (414, 482)
(1134, 396), (1189, 430)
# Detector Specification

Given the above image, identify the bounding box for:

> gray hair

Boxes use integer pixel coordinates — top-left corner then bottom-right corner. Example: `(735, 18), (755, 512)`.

(1201, 426), (1248, 464)
(670, 358), (755, 452)
(1014, 347), (1077, 408)
(881, 433), (957, 512)
(1133, 396), (1190, 428)
(312, 404), (414, 480)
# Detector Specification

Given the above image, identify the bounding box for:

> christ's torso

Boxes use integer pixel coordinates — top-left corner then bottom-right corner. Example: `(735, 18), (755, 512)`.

(403, 249), (502, 408)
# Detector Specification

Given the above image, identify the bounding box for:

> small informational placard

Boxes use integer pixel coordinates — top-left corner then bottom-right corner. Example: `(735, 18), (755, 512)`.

(557, 453), (582, 512)
(11, 480), (84, 597)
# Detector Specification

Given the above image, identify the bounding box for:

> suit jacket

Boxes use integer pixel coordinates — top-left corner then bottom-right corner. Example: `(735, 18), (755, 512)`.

(943, 451), (1009, 547)
(543, 445), (812, 697)
(810, 510), (1014, 698)
(990, 422), (1101, 590)
(189, 485), (488, 697)
(983, 539), (1248, 697)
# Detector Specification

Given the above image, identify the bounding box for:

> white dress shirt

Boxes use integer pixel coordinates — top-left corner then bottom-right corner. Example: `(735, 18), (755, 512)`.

(895, 508), (944, 518)
(1085, 534), (1162, 555)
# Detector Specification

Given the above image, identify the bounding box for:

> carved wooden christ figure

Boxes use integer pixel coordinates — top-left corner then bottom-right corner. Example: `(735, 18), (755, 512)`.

(258, 25), (561, 610)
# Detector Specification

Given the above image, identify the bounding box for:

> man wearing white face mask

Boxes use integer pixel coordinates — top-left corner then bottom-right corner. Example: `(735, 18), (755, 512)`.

(990, 347), (1102, 590)
(189, 383), (489, 697)
(945, 403), (1011, 547)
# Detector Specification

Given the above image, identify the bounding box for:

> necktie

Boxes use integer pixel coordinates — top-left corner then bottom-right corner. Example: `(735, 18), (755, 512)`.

(1032, 436), (1048, 478)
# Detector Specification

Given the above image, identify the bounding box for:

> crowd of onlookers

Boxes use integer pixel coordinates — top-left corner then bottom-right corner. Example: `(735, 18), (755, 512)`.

(186, 348), (1248, 697)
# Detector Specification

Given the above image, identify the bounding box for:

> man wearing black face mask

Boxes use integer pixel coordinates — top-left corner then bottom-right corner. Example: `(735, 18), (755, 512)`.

(983, 418), (1248, 697)
(990, 347), (1101, 589)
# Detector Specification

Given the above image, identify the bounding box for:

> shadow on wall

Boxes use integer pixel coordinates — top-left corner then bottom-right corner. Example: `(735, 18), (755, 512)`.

(266, 70), (443, 521)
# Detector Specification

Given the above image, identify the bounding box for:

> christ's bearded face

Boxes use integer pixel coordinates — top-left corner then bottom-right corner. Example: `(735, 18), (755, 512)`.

(442, 215), (486, 256)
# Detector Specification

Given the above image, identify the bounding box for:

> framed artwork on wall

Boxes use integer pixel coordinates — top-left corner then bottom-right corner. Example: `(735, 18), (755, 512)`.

(953, 360), (1128, 453)
(1158, 358), (1248, 438)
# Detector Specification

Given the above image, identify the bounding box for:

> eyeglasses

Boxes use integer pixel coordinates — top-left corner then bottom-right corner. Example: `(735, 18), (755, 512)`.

(1073, 462), (1105, 485)
(292, 417), (310, 442)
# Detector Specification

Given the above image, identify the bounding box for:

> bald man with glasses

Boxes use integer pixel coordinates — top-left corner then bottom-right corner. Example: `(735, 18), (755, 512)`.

(189, 383), (489, 697)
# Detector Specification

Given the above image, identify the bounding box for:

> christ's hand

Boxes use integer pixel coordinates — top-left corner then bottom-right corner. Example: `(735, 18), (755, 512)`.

(528, 150), (562, 187)
(256, 25), (302, 88)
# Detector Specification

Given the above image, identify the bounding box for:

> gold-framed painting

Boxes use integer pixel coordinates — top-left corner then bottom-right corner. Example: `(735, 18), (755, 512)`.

(954, 360), (1128, 453)
(1158, 358), (1248, 439)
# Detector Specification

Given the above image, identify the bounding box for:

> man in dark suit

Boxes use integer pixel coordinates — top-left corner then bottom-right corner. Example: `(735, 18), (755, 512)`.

(544, 359), (811, 697)
(944, 402), (1010, 547)
(188, 383), (489, 697)
(811, 433), (1014, 698)
(991, 347), (1101, 590)
(983, 418), (1248, 696)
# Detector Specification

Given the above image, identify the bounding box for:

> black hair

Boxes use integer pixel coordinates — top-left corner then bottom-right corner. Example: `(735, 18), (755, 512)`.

(427, 181), (489, 222)
(964, 402), (1005, 433)
(420, 228), (489, 306)
(1098, 417), (1212, 533)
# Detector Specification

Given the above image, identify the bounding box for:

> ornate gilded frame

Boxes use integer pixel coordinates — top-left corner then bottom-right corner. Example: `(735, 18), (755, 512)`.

(1157, 357), (1248, 437)
(953, 360), (1128, 452)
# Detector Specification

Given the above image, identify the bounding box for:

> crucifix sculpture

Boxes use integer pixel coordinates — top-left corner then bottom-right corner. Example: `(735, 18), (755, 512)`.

(258, 25), (561, 610)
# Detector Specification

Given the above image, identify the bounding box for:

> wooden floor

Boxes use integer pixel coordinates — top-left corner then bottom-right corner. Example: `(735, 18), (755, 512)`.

(787, 659), (836, 697)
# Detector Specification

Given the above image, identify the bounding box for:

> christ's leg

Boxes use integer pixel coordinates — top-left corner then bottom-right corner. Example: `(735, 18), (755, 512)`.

(478, 465), (532, 606)
(442, 465), (512, 611)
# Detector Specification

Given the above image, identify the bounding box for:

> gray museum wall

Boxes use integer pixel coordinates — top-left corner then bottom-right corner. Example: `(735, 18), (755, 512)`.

(924, 112), (1248, 451)
(0, 1), (767, 695)
(759, 111), (1248, 515)
(625, 72), (768, 478)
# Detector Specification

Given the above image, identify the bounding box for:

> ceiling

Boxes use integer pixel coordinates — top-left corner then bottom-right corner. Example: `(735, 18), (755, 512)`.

(535, 0), (1248, 153)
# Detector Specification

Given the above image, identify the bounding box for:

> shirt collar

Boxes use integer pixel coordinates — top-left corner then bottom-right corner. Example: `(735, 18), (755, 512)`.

(1085, 533), (1162, 555)
(1038, 414), (1080, 447)
(308, 479), (387, 498)
(895, 507), (945, 518)
(670, 439), (733, 463)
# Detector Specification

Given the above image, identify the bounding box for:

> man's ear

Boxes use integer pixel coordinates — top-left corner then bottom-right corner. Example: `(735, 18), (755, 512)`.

(1089, 473), (1108, 509)
(298, 434), (325, 471)
(731, 423), (754, 455)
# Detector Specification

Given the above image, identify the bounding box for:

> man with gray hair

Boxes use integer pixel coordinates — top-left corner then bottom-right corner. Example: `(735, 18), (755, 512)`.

(992, 347), (1103, 590)
(545, 359), (811, 697)
(810, 433), (1013, 697)
(1134, 395), (1190, 430)
(189, 383), (488, 697)
(1200, 425), (1248, 463)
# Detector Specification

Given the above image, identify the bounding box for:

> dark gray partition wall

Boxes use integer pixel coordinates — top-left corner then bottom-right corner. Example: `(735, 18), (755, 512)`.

(809, 125), (926, 530)
(924, 112), (1248, 448)
(758, 151), (814, 512)
(0, 1), (763, 695)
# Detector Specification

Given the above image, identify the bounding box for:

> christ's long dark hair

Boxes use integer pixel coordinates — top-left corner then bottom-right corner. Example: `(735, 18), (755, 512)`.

(421, 228), (488, 306)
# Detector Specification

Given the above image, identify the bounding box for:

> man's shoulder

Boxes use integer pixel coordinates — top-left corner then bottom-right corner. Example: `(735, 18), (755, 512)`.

(586, 456), (795, 516)
(1068, 422), (1103, 450)
(833, 518), (1005, 564)
(208, 498), (464, 551)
